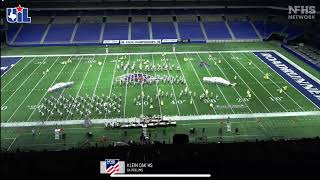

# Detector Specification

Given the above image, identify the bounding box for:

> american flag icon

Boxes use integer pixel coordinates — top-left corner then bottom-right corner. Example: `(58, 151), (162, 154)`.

(100, 159), (125, 175)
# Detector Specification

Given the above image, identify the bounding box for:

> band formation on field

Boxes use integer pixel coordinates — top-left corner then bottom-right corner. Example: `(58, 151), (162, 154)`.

(1, 50), (319, 128)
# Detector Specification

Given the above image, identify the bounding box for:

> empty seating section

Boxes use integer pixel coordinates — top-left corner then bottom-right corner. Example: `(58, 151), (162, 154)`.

(131, 22), (150, 40)
(178, 22), (204, 40)
(14, 24), (47, 43)
(203, 22), (231, 39)
(229, 21), (258, 39)
(253, 21), (285, 38)
(152, 22), (177, 39)
(104, 23), (128, 40)
(45, 24), (74, 42)
(6, 25), (20, 42)
(6, 10), (307, 45)
(74, 23), (102, 42)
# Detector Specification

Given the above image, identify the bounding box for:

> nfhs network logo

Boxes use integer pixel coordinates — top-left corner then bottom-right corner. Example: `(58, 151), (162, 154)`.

(6, 4), (32, 23)
(288, 6), (316, 20)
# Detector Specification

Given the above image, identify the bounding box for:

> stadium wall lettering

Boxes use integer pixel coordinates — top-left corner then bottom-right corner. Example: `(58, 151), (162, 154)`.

(254, 52), (320, 108)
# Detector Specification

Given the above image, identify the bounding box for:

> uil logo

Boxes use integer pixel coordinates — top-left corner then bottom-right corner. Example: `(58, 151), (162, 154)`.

(6, 4), (32, 23)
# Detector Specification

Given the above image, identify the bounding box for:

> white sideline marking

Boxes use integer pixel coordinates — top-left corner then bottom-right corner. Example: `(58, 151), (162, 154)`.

(0, 50), (273, 58)
(1, 111), (319, 127)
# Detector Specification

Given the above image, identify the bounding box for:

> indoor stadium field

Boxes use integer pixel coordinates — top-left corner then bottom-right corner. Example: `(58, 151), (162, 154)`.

(1, 42), (320, 151)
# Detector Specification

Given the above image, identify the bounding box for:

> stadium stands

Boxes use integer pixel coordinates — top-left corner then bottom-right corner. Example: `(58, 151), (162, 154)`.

(152, 22), (177, 39)
(178, 22), (204, 40)
(73, 23), (102, 42)
(6, 24), (21, 43)
(44, 24), (74, 42)
(203, 22), (232, 40)
(131, 22), (150, 40)
(253, 21), (286, 39)
(14, 24), (47, 43)
(103, 23), (128, 40)
(5, 9), (308, 45)
(228, 21), (258, 39)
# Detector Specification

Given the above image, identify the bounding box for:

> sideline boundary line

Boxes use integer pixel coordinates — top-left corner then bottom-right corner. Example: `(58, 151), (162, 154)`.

(1, 111), (319, 127)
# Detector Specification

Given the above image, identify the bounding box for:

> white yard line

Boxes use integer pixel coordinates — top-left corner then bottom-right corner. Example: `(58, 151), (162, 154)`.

(196, 53), (235, 114)
(231, 53), (288, 112)
(0, 50), (274, 58)
(75, 56), (95, 98)
(151, 54), (181, 116)
(2, 111), (319, 127)
(6, 57), (60, 122)
(140, 83), (144, 116)
(45, 56), (84, 121)
(211, 53), (268, 134)
(243, 52), (305, 111)
(123, 55), (130, 118)
(91, 56), (107, 98)
(105, 55), (118, 119)
(219, 53), (271, 112)
(64, 56), (95, 120)
(6, 137), (17, 151)
(173, 54), (199, 115)
(185, 53), (218, 114)
(26, 56), (69, 122)
(2, 57), (48, 106)
(150, 54), (163, 116)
